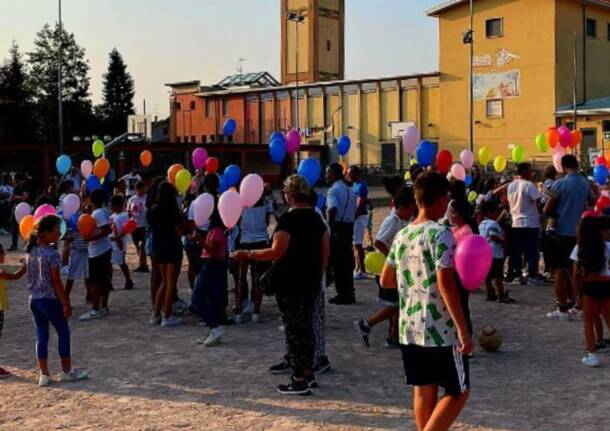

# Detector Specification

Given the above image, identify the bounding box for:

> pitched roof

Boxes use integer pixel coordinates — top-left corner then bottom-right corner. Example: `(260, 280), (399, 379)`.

(556, 96), (610, 115)
(216, 72), (280, 88)
(426, 0), (610, 16)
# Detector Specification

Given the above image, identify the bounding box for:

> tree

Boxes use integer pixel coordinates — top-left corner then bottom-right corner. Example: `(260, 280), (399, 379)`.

(101, 48), (135, 137)
(28, 23), (93, 144)
(0, 41), (33, 143)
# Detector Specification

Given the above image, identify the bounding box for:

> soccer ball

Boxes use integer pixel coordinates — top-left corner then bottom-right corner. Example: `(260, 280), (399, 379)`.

(478, 326), (503, 352)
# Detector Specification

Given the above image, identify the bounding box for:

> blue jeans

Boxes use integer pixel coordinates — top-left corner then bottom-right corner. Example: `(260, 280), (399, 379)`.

(509, 227), (540, 279)
(30, 298), (71, 359)
(190, 259), (227, 329)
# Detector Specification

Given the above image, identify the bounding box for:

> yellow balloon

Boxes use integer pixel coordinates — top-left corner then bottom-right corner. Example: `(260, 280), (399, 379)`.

(409, 158), (417, 166)
(468, 191), (477, 203)
(175, 169), (192, 194)
(404, 171), (411, 181)
(478, 146), (491, 166)
(92, 140), (104, 158)
(494, 155), (507, 173)
(364, 251), (386, 275)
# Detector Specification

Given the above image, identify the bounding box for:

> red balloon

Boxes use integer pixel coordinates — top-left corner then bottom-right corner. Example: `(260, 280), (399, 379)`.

(570, 130), (582, 148)
(582, 210), (600, 220)
(595, 157), (608, 167)
(205, 157), (219, 174)
(123, 219), (137, 235)
(595, 196), (610, 213)
(436, 150), (453, 174)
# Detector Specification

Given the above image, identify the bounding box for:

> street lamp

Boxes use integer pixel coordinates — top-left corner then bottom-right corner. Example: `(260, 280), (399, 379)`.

(58, 0), (64, 154)
(462, 0), (474, 153)
(287, 11), (305, 164)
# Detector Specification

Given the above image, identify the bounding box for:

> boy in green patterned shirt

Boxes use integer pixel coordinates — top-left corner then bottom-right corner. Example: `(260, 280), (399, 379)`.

(381, 171), (473, 431)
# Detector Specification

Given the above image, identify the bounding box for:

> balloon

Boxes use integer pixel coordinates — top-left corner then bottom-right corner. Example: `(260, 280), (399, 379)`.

(218, 190), (243, 229)
(297, 158), (322, 186)
(512, 145), (525, 163)
(193, 193), (215, 227)
(450, 163), (466, 181)
(535, 134), (548, 153)
(224, 165), (241, 187)
(219, 174), (229, 193)
(56, 154), (72, 175)
(571, 130), (583, 148)
(364, 251), (386, 275)
(594, 165), (609, 186)
(493, 156), (507, 173)
(416, 141), (437, 167)
(553, 153), (564, 173)
(61, 194), (80, 220)
(554, 144), (566, 156)
(191, 148), (208, 169)
(546, 128), (559, 148)
(455, 235), (492, 291)
(460, 150), (474, 170)
(85, 175), (101, 193)
(93, 158), (110, 179)
(436, 150), (453, 174)
(582, 210), (600, 220)
(286, 130), (301, 154)
(337, 135), (351, 156)
(402, 126), (420, 155)
(478, 146), (492, 166)
(140, 150), (153, 167)
(59, 219), (67, 240)
(167, 164), (184, 185)
(558, 126), (572, 148)
(595, 196), (610, 213)
(269, 137), (287, 164)
(595, 157), (607, 167)
(269, 132), (285, 143)
(80, 160), (92, 178)
(468, 191), (477, 203)
(19, 215), (35, 240)
(404, 171), (412, 181)
(240, 174), (264, 208)
(14, 202), (31, 223)
(77, 214), (96, 238)
(175, 169), (192, 194)
(123, 219), (137, 235)
(205, 157), (219, 174)
(465, 174), (472, 187)
(34, 204), (56, 220)
(223, 118), (237, 137)
(92, 139), (105, 157)
(316, 192), (326, 210)
(69, 212), (79, 231)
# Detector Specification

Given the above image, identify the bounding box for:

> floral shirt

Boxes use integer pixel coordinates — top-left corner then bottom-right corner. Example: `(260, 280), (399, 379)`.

(26, 245), (61, 299)
(387, 221), (457, 347)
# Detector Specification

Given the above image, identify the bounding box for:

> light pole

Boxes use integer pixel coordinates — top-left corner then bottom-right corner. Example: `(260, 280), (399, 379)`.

(287, 11), (305, 164)
(468, 0), (474, 153)
(58, 0), (64, 154)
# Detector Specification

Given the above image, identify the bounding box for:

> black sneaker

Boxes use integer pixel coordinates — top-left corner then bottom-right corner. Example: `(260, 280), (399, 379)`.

(124, 279), (134, 290)
(134, 266), (150, 273)
(277, 377), (311, 396)
(595, 341), (607, 351)
(498, 292), (516, 304)
(385, 337), (400, 349)
(312, 356), (331, 374)
(353, 319), (370, 347)
(269, 360), (291, 375)
(329, 296), (356, 305)
(305, 374), (318, 388)
(486, 293), (498, 302)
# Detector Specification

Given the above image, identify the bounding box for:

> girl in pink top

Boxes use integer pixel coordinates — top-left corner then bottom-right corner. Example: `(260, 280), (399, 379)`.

(449, 199), (477, 244)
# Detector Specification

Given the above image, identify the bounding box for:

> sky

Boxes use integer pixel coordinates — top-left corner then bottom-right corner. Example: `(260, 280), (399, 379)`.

(0, 0), (441, 118)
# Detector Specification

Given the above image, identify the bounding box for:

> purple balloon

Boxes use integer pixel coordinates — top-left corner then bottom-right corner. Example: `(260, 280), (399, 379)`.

(558, 126), (572, 148)
(455, 235), (492, 292)
(192, 148), (208, 169)
(402, 126), (420, 155)
(286, 130), (301, 154)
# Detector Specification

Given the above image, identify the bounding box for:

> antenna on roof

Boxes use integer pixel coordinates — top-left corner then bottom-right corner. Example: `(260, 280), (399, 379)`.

(237, 57), (248, 79)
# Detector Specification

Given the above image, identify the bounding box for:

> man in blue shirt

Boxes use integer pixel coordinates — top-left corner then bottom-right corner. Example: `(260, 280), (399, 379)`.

(347, 166), (369, 280)
(326, 163), (357, 304)
(544, 155), (591, 320)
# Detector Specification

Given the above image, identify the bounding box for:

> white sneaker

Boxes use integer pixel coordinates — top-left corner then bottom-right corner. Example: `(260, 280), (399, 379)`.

(546, 309), (570, 321)
(38, 374), (51, 387)
(353, 271), (368, 281)
(251, 313), (261, 324)
(61, 266), (69, 276)
(161, 315), (184, 327)
(79, 310), (101, 321)
(149, 314), (162, 325)
(568, 308), (582, 320)
(60, 369), (89, 382)
(234, 314), (244, 324)
(204, 327), (224, 347)
(243, 301), (255, 315)
(582, 352), (601, 367)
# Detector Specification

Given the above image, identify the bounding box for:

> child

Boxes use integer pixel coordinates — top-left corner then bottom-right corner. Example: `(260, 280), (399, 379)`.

(64, 212), (90, 300)
(365, 200), (374, 251)
(79, 189), (113, 321)
(0, 244), (12, 377)
(354, 187), (415, 348)
(380, 171), (473, 431)
(127, 180), (148, 273)
(0, 215), (87, 386)
(479, 200), (515, 303)
(109, 194), (134, 290)
(572, 216), (610, 367)
(184, 192), (203, 290)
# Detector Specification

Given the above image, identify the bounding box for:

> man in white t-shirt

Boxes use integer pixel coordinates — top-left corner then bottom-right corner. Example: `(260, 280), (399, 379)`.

(120, 170), (142, 198)
(507, 162), (543, 283)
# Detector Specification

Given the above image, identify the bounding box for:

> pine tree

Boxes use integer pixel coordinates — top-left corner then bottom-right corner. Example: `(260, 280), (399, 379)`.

(101, 48), (135, 137)
(0, 41), (33, 142)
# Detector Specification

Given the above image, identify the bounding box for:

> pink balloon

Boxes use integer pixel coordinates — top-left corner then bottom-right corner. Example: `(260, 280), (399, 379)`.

(450, 163), (466, 182)
(455, 235), (492, 292)
(558, 126), (572, 148)
(459, 150), (474, 170)
(61, 194), (80, 220)
(14, 202), (31, 223)
(193, 193), (215, 228)
(240, 173), (264, 208)
(286, 130), (301, 154)
(554, 144), (566, 156)
(81, 160), (92, 178)
(218, 190), (243, 229)
(34, 204), (57, 220)
(402, 126), (420, 155)
(553, 152), (564, 173)
(192, 148), (208, 169)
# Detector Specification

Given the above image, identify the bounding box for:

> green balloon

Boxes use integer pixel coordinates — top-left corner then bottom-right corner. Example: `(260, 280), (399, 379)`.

(92, 140), (104, 157)
(512, 145), (525, 163)
(468, 191), (477, 203)
(535, 134), (548, 153)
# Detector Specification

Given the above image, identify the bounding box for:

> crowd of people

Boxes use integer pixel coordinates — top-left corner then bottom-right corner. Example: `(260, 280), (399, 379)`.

(0, 152), (609, 430)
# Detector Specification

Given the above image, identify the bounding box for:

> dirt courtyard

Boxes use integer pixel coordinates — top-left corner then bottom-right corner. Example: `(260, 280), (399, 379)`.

(1, 208), (609, 431)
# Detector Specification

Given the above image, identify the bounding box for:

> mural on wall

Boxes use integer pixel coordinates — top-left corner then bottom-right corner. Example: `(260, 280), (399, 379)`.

(473, 70), (520, 101)
(496, 49), (520, 66)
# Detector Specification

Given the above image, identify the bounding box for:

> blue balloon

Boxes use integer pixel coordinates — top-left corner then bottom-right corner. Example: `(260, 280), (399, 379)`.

(219, 174), (229, 193)
(416, 140), (437, 167)
(269, 137), (287, 165)
(69, 212), (79, 231)
(269, 132), (285, 144)
(465, 175), (472, 187)
(86, 175), (101, 194)
(298, 158), (322, 186)
(337, 136), (351, 156)
(56, 154), (72, 175)
(594, 165), (609, 186)
(223, 118), (237, 137)
(224, 164), (241, 187)
(316, 192), (326, 210)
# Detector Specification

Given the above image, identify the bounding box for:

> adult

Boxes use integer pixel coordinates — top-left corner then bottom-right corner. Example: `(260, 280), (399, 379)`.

(325, 163), (357, 304)
(8, 173), (30, 251)
(544, 155), (591, 319)
(347, 166), (369, 280)
(233, 175), (329, 395)
(506, 162), (543, 284)
(119, 169), (142, 198)
(63, 167), (82, 192)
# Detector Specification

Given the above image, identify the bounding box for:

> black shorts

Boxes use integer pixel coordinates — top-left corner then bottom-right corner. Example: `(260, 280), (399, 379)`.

(375, 275), (398, 306)
(486, 258), (505, 282)
(546, 234), (576, 270)
(582, 281), (610, 299)
(89, 250), (112, 291)
(401, 344), (470, 396)
(239, 241), (270, 251)
(131, 227), (146, 244)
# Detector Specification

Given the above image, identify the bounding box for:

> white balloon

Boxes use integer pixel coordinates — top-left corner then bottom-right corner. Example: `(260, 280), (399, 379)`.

(460, 150), (474, 170)
(239, 174), (264, 208)
(218, 190), (243, 229)
(193, 193), (215, 228)
(14, 202), (31, 223)
(81, 160), (93, 178)
(450, 163), (466, 182)
(61, 193), (81, 220)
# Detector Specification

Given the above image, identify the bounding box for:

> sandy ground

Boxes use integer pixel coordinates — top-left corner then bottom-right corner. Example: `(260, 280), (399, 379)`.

(1, 208), (610, 431)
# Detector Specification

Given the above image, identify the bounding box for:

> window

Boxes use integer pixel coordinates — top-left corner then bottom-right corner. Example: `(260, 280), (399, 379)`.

(326, 40), (331, 51)
(209, 135), (215, 143)
(175, 101), (181, 111)
(190, 101), (196, 110)
(205, 100), (212, 117)
(603, 120), (610, 132)
(176, 136), (181, 143)
(486, 18), (503, 38)
(201, 135), (207, 143)
(222, 99), (229, 116)
(486, 99), (504, 118)
(218, 134), (224, 143)
(191, 136), (196, 143)
(586, 18), (597, 38)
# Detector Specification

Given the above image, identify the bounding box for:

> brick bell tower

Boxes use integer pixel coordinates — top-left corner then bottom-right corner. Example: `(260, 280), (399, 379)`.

(281, 0), (345, 85)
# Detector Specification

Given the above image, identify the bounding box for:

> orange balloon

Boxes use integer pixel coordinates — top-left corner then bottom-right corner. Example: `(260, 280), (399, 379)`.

(140, 150), (153, 167)
(93, 158), (110, 178)
(167, 164), (184, 185)
(546, 128), (559, 149)
(19, 215), (35, 239)
(77, 214), (96, 238)
(570, 130), (582, 148)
